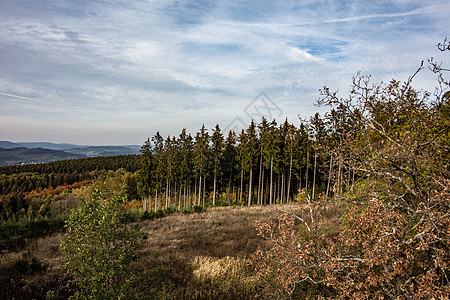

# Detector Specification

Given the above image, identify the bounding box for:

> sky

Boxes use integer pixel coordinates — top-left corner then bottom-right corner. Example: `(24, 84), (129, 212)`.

(1, 0), (449, 146)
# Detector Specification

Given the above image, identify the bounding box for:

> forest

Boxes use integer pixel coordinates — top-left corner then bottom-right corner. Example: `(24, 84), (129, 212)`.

(0, 155), (140, 224)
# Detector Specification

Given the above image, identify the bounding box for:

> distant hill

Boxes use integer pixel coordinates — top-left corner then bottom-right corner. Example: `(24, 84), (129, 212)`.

(0, 147), (85, 166)
(0, 141), (23, 148)
(0, 141), (141, 166)
(65, 146), (140, 157)
(15, 142), (80, 150)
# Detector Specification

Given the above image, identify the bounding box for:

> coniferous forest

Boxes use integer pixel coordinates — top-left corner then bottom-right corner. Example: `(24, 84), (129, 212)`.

(0, 40), (448, 299)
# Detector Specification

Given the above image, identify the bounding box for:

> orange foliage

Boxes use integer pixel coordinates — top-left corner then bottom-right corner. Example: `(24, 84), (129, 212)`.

(23, 180), (92, 201)
(123, 200), (141, 211)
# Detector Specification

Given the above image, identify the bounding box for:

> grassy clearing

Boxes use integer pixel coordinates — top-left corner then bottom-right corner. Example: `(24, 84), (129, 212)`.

(132, 205), (283, 298)
(0, 204), (338, 299)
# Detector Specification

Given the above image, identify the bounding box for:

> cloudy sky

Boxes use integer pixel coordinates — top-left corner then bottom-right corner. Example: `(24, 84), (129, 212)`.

(1, 0), (449, 145)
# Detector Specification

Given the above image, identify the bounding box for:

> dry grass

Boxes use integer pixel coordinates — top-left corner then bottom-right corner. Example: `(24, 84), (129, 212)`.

(132, 205), (284, 298)
(191, 255), (255, 285)
(139, 205), (281, 260)
(0, 203), (339, 299)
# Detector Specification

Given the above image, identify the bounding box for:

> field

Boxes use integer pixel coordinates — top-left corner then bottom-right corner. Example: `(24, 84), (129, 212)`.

(0, 204), (297, 299)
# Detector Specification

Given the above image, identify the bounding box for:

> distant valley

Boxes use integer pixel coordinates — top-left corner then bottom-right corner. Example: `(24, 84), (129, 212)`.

(0, 141), (141, 166)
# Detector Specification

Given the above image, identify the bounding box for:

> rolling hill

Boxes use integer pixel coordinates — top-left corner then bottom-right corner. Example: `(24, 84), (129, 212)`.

(0, 147), (85, 166)
(0, 141), (141, 166)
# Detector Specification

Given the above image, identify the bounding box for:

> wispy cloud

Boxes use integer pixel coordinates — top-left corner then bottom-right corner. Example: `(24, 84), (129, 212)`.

(316, 4), (442, 24)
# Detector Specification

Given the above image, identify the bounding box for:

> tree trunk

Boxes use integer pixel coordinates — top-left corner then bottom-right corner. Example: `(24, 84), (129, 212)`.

(203, 175), (206, 207)
(326, 154), (333, 198)
(188, 181), (191, 208)
(248, 167), (253, 206)
(347, 165), (351, 189)
(299, 168), (302, 191)
(213, 172), (217, 206)
(227, 157), (234, 206)
(198, 176), (202, 206)
(312, 152), (317, 200)
(155, 188), (158, 212)
(276, 172), (280, 203)
(240, 166), (244, 203)
(173, 181), (177, 208)
(270, 157), (273, 205)
(338, 156), (342, 195)
(281, 170), (285, 204)
(178, 182), (182, 210)
(165, 179), (169, 209)
(306, 149), (309, 194)
(261, 165), (265, 205)
(288, 153), (293, 203)
(184, 181), (187, 209)
(258, 152), (263, 205)
(194, 180), (197, 207)
(169, 180), (172, 207)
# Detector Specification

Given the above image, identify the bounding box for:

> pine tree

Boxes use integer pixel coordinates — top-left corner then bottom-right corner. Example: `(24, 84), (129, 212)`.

(257, 117), (270, 205)
(223, 130), (237, 205)
(178, 129), (193, 208)
(263, 120), (281, 205)
(193, 124), (209, 206)
(137, 138), (153, 199)
(211, 124), (224, 206)
(239, 121), (259, 206)
(152, 132), (165, 211)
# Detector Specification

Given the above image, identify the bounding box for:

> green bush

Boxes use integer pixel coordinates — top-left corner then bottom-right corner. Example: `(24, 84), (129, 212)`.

(155, 208), (166, 219)
(193, 205), (205, 213)
(0, 217), (66, 251)
(11, 256), (47, 274)
(165, 206), (178, 214)
(60, 191), (147, 299)
(141, 210), (155, 220)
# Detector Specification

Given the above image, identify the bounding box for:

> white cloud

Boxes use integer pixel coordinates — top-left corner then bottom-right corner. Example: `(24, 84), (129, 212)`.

(286, 46), (320, 62)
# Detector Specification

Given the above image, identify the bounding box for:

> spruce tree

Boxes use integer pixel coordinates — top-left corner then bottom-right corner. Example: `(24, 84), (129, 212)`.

(211, 124), (224, 206)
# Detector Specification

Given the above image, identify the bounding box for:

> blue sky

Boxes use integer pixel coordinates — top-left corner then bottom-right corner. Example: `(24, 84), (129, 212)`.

(1, 0), (449, 145)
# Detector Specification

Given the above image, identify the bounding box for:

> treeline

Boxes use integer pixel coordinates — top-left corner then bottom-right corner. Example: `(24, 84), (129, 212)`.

(0, 155), (140, 196)
(138, 77), (448, 213)
(137, 113), (351, 209)
(0, 154), (140, 176)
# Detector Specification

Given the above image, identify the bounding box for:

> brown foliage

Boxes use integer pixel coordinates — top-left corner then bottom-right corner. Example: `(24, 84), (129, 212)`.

(252, 192), (450, 299)
(23, 180), (91, 201)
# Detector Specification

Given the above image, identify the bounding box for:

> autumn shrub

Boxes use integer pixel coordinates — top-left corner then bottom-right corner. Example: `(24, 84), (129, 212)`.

(253, 194), (449, 299)
(253, 60), (449, 298)
(60, 190), (147, 299)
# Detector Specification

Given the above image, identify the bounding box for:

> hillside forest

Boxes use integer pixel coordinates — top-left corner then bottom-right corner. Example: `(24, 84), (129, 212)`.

(0, 40), (448, 299)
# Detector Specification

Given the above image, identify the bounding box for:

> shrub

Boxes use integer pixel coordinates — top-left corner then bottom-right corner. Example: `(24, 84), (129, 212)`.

(193, 205), (205, 213)
(141, 210), (155, 220)
(60, 191), (147, 299)
(11, 256), (47, 274)
(155, 208), (166, 219)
